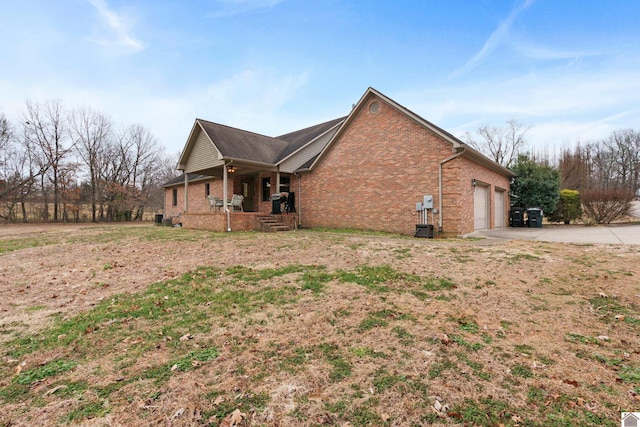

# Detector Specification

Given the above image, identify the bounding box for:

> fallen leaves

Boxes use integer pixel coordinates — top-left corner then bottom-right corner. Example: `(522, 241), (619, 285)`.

(219, 409), (246, 427)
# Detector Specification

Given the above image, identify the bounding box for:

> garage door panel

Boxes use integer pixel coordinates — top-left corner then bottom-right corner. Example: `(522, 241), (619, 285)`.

(474, 185), (488, 230)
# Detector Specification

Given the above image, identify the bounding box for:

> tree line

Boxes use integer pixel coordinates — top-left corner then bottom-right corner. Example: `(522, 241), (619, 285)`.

(466, 121), (640, 224)
(0, 101), (178, 223)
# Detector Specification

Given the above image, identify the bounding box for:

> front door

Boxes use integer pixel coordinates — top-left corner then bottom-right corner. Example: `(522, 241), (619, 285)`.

(242, 179), (255, 212)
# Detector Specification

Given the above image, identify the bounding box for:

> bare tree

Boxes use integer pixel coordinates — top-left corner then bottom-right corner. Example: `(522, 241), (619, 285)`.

(464, 119), (530, 169)
(4, 102), (173, 223)
(558, 144), (592, 191)
(69, 107), (113, 222)
(0, 115), (46, 216)
(0, 113), (10, 155)
(23, 100), (73, 221)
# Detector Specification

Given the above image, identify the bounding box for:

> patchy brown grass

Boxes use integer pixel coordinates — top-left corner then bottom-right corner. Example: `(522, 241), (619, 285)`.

(1, 223), (639, 426)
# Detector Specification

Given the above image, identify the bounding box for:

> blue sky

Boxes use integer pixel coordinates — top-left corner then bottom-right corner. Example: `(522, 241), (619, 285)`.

(1, 0), (639, 156)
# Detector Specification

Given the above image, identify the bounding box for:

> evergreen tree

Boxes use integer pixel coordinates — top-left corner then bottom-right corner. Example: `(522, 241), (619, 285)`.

(510, 154), (561, 215)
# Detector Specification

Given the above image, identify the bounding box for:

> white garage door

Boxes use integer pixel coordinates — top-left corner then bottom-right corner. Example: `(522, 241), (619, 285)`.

(495, 190), (505, 228)
(474, 185), (489, 230)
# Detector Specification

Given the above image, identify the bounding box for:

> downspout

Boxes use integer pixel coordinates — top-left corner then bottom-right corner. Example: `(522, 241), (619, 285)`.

(438, 149), (465, 232)
(183, 173), (188, 213)
(223, 162), (231, 232)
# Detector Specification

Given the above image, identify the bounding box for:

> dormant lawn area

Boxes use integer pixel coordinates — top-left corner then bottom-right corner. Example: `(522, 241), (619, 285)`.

(0, 224), (639, 426)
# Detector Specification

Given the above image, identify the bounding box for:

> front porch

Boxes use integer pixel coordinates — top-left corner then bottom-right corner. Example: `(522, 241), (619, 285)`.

(176, 211), (297, 232)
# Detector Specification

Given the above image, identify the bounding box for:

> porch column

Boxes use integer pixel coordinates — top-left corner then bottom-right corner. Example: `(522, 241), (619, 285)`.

(223, 165), (229, 211)
(183, 174), (188, 212)
(223, 163), (231, 232)
(276, 171), (281, 193)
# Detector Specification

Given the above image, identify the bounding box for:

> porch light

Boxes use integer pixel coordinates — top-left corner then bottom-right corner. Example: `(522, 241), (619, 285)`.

(227, 165), (236, 173)
(472, 178), (477, 187)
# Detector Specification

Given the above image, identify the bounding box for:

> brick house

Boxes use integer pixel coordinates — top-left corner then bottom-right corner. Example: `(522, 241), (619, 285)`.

(163, 87), (513, 235)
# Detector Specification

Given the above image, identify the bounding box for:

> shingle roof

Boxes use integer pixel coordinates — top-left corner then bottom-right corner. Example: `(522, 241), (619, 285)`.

(197, 119), (290, 164)
(275, 117), (346, 162)
(161, 173), (210, 188)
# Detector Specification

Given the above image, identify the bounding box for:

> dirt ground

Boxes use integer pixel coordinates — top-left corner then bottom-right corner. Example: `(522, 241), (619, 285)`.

(1, 223), (640, 426)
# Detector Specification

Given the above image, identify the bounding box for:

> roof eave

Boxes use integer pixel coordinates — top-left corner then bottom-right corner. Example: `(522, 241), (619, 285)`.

(224, 156), (278, 170)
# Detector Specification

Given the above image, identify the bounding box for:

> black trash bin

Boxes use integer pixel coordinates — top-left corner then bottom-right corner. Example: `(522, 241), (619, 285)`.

(526, 208), (543, 228)
(509, 207), (525, 227)
(154, 213), (164, 225)
(271, 193), (283, 214)
(414, 224), (434, 238)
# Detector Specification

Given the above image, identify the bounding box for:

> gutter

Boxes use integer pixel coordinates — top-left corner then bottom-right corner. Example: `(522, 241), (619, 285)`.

(223, 156), (277, 170)
(438, 149), (465, 232)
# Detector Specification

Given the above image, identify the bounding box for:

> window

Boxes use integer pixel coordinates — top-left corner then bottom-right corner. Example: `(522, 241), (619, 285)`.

(205, 183), (210, 197)
(280, 176), (290, 193)
(262, 178), (271, 201)
(172, 189), (178, 206)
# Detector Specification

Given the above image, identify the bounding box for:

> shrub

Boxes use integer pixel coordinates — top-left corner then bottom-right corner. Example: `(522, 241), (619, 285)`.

(581, 188), (634, 224)
(548, 189), (582, 224)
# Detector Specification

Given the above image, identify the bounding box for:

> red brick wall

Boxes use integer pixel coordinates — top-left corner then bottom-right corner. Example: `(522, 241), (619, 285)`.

(163, 173), (299, 219)
(163, 178), (225, 219)
(165, 95), (510, 235)
(298, 95), (511, 235)
(180, 212), (296, 232)
(444, 156), (511, 234)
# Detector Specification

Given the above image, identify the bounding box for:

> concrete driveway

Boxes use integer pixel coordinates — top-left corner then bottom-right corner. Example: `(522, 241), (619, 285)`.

(466, 201), (640, 245)
(467, 224), (640, 245)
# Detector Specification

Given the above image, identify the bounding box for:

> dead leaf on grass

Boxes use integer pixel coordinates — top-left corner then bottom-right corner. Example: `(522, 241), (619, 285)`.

(308, 391), (323, 402)
(179, 333), (193, 341)
(171, 407), (185, 420)
(45, 385), (67, 395)
(563, 379), (579, 387)
(213, 395), (225, 406)
(433, 397), (450, 414)
(221, 409), (246, 426)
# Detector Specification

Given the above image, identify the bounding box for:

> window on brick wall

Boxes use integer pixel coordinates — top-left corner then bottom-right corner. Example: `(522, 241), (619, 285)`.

(172, 189), (178, 206)
(262, 178), (271, 201)
(280, 176), (290, 193)
(205, 183), (210, 197)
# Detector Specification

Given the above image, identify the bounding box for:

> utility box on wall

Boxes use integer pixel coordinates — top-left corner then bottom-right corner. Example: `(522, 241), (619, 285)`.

(423, 195), (433, 209)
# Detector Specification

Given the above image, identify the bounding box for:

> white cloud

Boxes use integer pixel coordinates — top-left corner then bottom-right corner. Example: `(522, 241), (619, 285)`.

(400, 58), (640, 151)
(509, 41), (603, 62)
(86, 0), (145, 53)
(448, 0), (535, 79)
(200, 68), (310, 131)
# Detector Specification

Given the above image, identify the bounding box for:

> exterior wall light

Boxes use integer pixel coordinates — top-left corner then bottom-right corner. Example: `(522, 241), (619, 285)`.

(472, 178), (477, 187)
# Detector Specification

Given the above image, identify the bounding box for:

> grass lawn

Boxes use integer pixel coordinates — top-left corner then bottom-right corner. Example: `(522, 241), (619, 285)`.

(0, 224), (639, 426)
